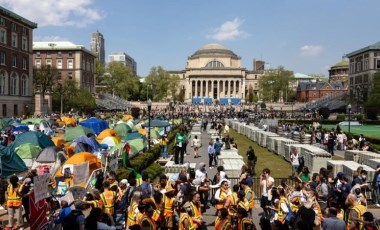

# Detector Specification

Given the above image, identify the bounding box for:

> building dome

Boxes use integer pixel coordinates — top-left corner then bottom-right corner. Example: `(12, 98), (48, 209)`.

(189, 43), (239, 59)
(331, 60), (349, 69)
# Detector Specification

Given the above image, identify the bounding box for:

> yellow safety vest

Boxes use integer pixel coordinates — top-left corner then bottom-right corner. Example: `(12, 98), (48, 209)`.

(6, 184), (22, 208)
(215, 216), (232, 230)
(190, 202), (202, 228)
(228, 192), (238, 216)
(277, 196), (288, 224)
(127, 201), (139, 226)
(244, 187), (255, 209)
(179, 212), (195, 230)
(163, 195), (175, 216)
(100, 190), (116, 215)
(347, 204), (366, 230)
(238, 217), (252, 230)
(216, 189), (228, 210)
(139, 214), (157, 230)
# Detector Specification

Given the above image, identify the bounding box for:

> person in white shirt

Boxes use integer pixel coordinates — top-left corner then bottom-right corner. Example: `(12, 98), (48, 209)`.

(260, 168), (275, 219)
(192, 135), (201, 158)
(195, 162), (207, 183)
(290, 147), (300, 178)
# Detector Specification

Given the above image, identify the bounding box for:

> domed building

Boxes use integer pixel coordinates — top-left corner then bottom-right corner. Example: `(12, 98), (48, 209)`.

(329, 56), (349, 88)
(169, 44), (264, 104)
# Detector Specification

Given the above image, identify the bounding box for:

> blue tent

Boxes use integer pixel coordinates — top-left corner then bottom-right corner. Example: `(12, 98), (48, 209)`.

(124, 132), (143, 141)
(72, 136), (101, 153)
(14, 131), (55, 149)
(79, 117), (108, 135)
(0, 143), (27, 176)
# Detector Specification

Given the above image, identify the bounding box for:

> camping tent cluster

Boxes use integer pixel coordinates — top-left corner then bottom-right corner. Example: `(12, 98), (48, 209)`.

(0, 116), (172, 187)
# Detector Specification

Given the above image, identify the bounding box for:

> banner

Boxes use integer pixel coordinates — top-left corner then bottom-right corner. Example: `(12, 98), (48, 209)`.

(33, 174), (50, 203)
(73, 161), (89, 186)
(29, 191), (48, 230)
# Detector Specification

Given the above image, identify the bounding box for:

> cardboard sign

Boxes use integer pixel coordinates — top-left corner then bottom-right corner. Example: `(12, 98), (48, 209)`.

(73, 161), (89, 186)
(33, 174), (50, 203)
(29, 191), (48, 230)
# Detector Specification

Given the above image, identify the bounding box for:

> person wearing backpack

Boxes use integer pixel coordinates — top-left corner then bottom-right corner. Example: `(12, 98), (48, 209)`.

(246, 146), (257, 176)
(62, 200), (87, 230)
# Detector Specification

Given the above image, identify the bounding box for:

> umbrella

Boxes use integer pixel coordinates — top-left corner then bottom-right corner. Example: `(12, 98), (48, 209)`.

(21, 118), (44, 125)
(97, 129), (121, 142)
(141, 119), (170, 128)
(15, 143), (42, 159)
(128, 138), (148, 153)
(64, 126), (93, 142)
(113, 123), (131, 139)
(100, 136), (120, 148)
(124, 132), (143, 141)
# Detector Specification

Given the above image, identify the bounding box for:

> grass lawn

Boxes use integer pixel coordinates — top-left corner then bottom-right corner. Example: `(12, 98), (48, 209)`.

(229, 129), (292, 178)
(321, 124), (380, 138)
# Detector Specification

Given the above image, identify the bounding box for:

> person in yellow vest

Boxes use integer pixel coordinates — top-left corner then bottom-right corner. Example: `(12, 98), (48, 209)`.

(100, 181), (117, 216)
(5, 175), (23, 229)
(163, 185), (176, 229)
(215, 208), (232, 230)
(84, 189), (103, 209)
(310, 190), (323, 228)
(189, 192), (203, 230)
(139, 204), (157, 230)
(237, 207), (254, 230)
(240, 180), (255, 217)
(159, 134), (169, 159)
(225, 184), (239, 217)
(127, 191), (142, 229)
(107, 175), (119, 193)
(346, 193), (366, 230)
(179, 202), (196, 230)
(237, 190), (249, 212)
(274, 186), (290, 229)
(214, 180), (231, 215)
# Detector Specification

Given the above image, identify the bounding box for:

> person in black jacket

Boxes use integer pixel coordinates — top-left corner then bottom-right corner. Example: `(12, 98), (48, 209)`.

(372, 165), (380, 207)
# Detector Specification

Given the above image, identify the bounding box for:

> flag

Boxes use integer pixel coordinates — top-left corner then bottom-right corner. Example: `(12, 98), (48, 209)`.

(122, 142), (142, 186)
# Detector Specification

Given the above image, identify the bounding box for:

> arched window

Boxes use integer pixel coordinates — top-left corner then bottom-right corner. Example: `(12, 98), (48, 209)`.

(0, 70), (6, 95)
(10, 72), (18, 95)
(205, 61), (224, 68)
(21, 75), (28, 96)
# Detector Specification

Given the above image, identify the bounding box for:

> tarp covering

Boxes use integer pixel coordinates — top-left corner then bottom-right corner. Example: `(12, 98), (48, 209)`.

(79, 117), (108, 135)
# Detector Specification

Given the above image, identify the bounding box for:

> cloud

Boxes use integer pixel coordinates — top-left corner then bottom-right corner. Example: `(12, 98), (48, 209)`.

(0, 0), (104, 28)
(207, 18), (249, 41)
(300, 45), (323, 56)
(34, 35), (69, 41)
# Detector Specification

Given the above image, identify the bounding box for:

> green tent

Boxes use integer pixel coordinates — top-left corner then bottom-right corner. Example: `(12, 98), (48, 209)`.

(64, 126), (94, 142)
(128, 138), (148, 154)
(21, 118), (44, 125)
(113, 123), (131, 140)
(149, 129), (160, 139)
(15, 143), (42, 159)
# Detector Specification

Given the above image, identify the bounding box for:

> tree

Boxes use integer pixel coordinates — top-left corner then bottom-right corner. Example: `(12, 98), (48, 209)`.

(33, 65), (59, 97)
(104, 62), (140, 100)
(259, 66), (294, 102)
(366, 70), (380, 107)
(143, 66), (179, 101)
(245, 85), (258, 103)
(318, 107), (330, 120)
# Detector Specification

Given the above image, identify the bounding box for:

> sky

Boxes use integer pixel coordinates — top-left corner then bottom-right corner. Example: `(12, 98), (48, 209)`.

(1, 0), (380, 77)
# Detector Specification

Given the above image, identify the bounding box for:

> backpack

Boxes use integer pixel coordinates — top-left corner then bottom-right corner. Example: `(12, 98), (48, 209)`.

(62, 209), (83, 230)
(214, 142), (222, 154)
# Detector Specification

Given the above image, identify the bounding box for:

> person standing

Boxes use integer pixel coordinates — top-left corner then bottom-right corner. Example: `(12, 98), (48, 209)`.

(371, 165), (380, 207)
(192, 135), (201, 158)
(327, 132), (336, 156)
(5, 175), (23, 229)
(246, 146), (257, 176)
(290, 147), (300, 179)
(322, 207), (346, 230)
(215, 208), (232, 230)
(175, 128), (188, 164)
(159, 134), (169, 159)
(208, 141), (216, 169)
(100, 181), (117, 217)
(260, 168), (274, 219)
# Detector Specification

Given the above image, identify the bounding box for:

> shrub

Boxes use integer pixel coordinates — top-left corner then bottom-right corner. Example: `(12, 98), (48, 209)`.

(336, 114), (345, 121)
(366, 107), (379, 120)
(318, 107), (330, 120)
(352, 114), (364, 121)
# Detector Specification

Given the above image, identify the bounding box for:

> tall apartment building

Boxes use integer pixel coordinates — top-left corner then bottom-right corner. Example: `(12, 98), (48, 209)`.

(0, 6), (37, 117)
(346, 41), (380, 102)
(33, 41), (97, 94)
(108, 52), (137, 76)
(90, 30), (105, 65)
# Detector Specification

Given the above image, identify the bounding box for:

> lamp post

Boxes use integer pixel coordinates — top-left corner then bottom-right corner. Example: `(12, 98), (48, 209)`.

(146, 84), (152, 101)
(303, 106), (306, 121)
(57, 82), (63, 115)
(147, 99), (152, 150)
(348, 104), (351, 134)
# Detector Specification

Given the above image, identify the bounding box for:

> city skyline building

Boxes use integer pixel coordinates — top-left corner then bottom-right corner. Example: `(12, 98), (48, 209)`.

(90, 30), (105, 65)
(108, 51), (137, 76)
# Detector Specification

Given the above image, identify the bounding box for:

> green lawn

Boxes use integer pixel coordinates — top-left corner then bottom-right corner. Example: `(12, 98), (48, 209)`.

(321, 124), (380, 138)
(229, 129), (292, 178)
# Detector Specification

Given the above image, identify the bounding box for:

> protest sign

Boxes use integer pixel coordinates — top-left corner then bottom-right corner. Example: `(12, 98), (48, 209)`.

(29, 191), (48, 230)
(73, 161), (89, 186)
(33, 174), (50, 203)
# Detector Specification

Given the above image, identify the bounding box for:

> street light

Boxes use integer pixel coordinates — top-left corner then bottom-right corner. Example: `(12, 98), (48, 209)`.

(147, 99), (152, 150)
(57, 83), (63, 115)
(348, 104), (352, 134)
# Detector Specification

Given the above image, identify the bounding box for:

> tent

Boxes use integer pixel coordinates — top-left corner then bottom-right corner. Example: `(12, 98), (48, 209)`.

(56, 152), (101, 178)
(149, 129), (160, 139)
(51, 136), (65, 147)
(14, 131), (55, 149)
(21, 118), (44, 125)
(141, 119), (171, 128)
(97, 129), (121, 143)
(124, 132), (143, 141)
(15, 143), (42, 168)
(100, 136), (119, 148)
(79, 117), (108, 135)
(64, 126), (93, 142)
(72, 136), (101, 153)
(112, 123), (131, 140)
(31, 147), (67, 176)
(128, 138), (148, 154)
(0, 144), (27, 176)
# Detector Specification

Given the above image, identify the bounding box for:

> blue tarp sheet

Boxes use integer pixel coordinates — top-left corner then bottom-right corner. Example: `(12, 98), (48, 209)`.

(192, 98), (213, 104)
(219, 98), (241, 105)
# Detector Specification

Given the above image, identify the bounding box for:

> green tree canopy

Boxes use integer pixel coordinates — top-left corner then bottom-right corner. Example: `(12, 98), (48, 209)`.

(143, 66), (180, 101)
(33, 64), (59, 97)
(366, 70), (380, 107)
(259, 66), (294, 102)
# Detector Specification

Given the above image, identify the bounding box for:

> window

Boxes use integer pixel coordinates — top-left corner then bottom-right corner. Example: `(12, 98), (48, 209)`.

(58, 52), (62, 57)
(0, 29), (6, 44)
(56, 59), (62, 69)
(22, 37), (27, 51)
(10, 73), (17, 95)
(36, 52), (40, 57)
(2, 104), (6, 117)
(205, 60), (224, 68)
(22, 58), (27, 70)
(68, 72), (73, 79)
(0, 71), (6, 95)
(68, 52), (73, 58)
(22, 27), (27, 36)
(11, 33), (17, 48)
(12, 23), (17, 32)
(46, 52), (51, 58)
(35, 59), (41, 68)
(21, 75), (27, 96)
(376, 59), (380, 69)
(13, 104), (18, 116)
(254, 75), (257, 80)
(364, 58), (369, 70)
(12, 55), (17, 67)
(356, 62), (362, 72)
(67, 59), (74, 69)
(46, 59), (52, 66)
(0, 52), (5, 65)
(0, 17), (5, 26)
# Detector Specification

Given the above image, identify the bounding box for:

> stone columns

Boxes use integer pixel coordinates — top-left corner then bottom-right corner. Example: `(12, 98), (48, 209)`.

(195, 80), (198, 97)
